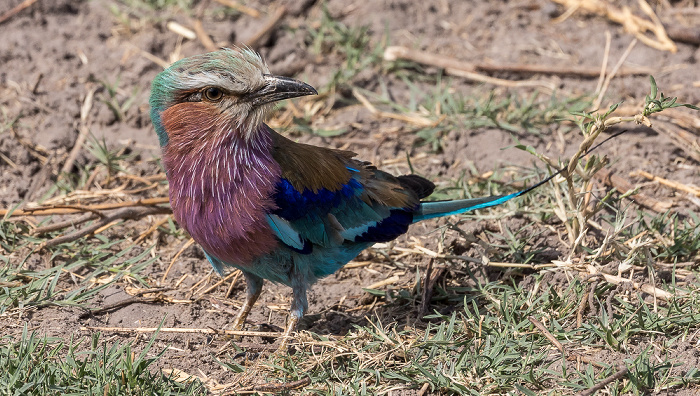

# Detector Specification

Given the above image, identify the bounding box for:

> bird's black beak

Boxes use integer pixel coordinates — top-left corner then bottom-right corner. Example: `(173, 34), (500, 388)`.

(245, 75), (318, 106)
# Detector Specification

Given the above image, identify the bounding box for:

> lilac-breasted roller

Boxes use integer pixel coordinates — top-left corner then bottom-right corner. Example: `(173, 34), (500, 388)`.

(150, 48), (557, 348)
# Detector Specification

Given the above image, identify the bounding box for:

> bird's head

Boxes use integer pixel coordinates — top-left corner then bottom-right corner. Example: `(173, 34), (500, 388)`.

(149, 48), (317, 146)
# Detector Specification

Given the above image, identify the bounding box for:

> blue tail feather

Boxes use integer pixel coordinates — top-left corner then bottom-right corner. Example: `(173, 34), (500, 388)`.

(413, 128), (635, 223)
(413, 192), (521, 222)
(413, 159), (567, 222)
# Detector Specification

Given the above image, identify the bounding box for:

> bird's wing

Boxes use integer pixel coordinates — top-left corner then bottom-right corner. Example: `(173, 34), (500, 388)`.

(268, 130), (430, 249)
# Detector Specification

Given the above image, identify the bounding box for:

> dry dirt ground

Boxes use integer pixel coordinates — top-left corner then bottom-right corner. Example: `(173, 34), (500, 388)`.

(1, 0), (699, 394)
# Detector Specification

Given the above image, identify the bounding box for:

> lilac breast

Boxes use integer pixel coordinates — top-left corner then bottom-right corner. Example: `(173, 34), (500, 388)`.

(162, 125), (281, 266)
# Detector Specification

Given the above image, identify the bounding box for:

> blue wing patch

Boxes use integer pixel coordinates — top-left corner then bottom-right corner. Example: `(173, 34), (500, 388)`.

(271, 168), (417, 249)
(273, 178), (363, 221)
(266, 214), (305, 250)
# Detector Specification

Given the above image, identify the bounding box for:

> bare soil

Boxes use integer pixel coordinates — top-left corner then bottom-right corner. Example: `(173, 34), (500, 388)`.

(1, 0), (699, 392)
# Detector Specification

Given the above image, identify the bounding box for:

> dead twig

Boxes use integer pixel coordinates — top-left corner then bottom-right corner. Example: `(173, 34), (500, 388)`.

(79, 287), (174, 318)
(31, 212), (98, 235)
(209, 297), (241, 316)
(197, 270), (240, 297)
(39, 206), (170, 249)
(243, 6), (286, 48)
(576, 365), (629, 396)
(237, 377), (311, 393)
(2, 197), (170, 217)
(31, 204), (107, 218)
(665, 25), (700, 46)
(583, 265), (676, 301)
(631, 170), (700, 197)
(596, 168), (673, 213)
(81, 325), (283, 338)
(384, 46), (654, 79)
(385, 46), (556, 91)
(0, 0), (39, 25)
(653, 118), (700, 163)
(364, 275), (400, 290)
(417, 383), (430, 396)
(128, 43), (170, 68)
(419, 257), (434, 319)
(167, 21), (197, 40)
(213, 0), (260, 17)
(566, 353), (609, 368)
(192, 19), (218, 52)
(528, 316), (566, 355)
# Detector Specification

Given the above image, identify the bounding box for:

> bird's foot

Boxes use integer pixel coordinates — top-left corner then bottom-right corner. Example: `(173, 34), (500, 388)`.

(230, 300), (258, 341)
(229, 282), (263, 341)
(227, 273), (264, 341)
(275, 315), (300, 353)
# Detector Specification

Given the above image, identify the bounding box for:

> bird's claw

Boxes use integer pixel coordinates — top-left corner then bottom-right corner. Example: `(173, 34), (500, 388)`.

(275, 315), (300, 353)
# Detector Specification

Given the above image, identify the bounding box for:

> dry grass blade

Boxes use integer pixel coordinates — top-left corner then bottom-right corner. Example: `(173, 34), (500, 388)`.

(584, 265), (677, 301)
(653, 118), (700, 162)
(61, 86), (96, 176)
(133, 215), (171, 244)
(364, 275), (400, 290)
(128, 42), (170, 68)
(631, 170), (700, 197)
(352, 88), (439, 127)
(550, 0), (677, 52)
(593, 38), (637, 110)
(197, 269), (240, 297)
(234, 377), (311, 394)
(167, 21), (197, 40)
(163, 238), (195, 281)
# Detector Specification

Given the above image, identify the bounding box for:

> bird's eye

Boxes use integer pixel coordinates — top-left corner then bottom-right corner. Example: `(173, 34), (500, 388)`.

(203, 87), (224, 101)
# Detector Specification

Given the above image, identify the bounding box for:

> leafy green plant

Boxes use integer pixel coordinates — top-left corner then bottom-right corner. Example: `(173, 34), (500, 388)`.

(0, 325), (204, 395)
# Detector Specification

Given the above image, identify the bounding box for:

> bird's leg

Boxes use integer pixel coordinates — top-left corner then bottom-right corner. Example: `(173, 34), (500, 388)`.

(277, 280), (308, 352)
(230, 272), (263, 333)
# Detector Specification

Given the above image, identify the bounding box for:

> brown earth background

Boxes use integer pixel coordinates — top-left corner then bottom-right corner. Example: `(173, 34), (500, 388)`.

(1, 0), (699, 394)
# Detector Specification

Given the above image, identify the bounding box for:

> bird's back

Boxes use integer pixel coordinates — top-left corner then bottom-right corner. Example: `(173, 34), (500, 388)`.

(262, 128), (436, 282)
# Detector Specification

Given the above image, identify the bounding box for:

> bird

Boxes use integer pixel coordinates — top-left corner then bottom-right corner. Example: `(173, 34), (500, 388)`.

(150, 48), (577, 349)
